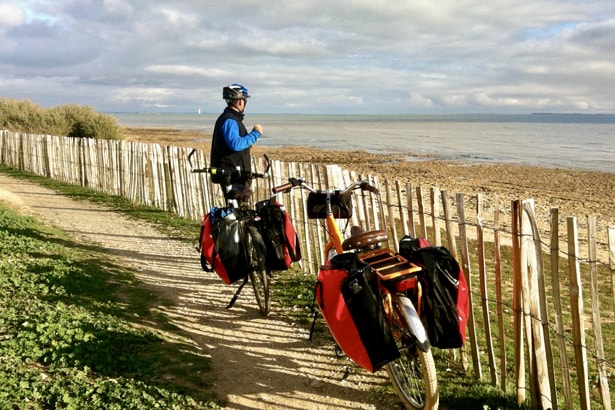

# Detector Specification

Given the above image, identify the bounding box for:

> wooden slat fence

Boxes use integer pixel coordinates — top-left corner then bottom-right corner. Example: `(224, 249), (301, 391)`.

(1, 130), (614, 409)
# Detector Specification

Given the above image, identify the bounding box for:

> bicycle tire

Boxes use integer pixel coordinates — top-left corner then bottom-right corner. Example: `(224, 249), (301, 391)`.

(386, 295), (438, 409)
(249, 268), (270, 316)
(243, 213), (270, 316)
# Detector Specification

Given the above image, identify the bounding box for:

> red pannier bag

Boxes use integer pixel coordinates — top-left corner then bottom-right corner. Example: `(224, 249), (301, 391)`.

(399, 235), (469, 349)
(199, 207), (235, 284)
(199, 207), (262, 285)
(314, 253), (399, 372)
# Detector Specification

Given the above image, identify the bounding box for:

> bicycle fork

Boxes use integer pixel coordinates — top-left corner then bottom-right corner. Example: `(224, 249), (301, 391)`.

(383, 288), (430, 353)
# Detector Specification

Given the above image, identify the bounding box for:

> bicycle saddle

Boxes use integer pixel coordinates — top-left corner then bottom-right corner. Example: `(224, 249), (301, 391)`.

(342, 229), (388, 251)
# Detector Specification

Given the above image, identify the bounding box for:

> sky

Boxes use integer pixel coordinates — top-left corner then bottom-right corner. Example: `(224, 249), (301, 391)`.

(1, 1), (614, 115)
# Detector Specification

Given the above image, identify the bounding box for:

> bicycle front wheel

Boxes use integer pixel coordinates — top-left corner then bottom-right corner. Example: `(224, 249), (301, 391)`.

(385, 345), (438, 410)
(386, 294), (438, 409)
(249, 268), (270, 316)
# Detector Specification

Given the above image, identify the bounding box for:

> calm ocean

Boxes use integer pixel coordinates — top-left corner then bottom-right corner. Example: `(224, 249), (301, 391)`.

(111, 113), (615, 174)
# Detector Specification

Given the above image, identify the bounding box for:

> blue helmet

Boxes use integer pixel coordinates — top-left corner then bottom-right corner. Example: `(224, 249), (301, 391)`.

(223, 84), (250, 101)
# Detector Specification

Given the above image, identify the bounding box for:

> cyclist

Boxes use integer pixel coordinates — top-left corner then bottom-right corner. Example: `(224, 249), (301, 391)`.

(210, 83), (263, 201)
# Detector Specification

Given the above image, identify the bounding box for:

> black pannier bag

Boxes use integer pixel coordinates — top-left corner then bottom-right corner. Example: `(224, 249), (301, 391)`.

(256, 200), (301, 271)
(210, 209), (259, 284)
(198, 208), (268, 308)
(314, 253), (400, 372)
(398, 235), (431, 260)
(402, 240), (469, 349)
(307, 191), (353, 219)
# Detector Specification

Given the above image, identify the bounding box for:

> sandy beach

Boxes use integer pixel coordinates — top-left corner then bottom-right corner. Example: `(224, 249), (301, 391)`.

(122, 127), (615, 235)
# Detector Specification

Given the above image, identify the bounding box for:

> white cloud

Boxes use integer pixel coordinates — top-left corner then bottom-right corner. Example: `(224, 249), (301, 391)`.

(0, 3), (25, 27)
(145, 65), (228, 78)
(1, 0), (614, 113)
(157, 7), (199, 27)
(103, 0), (133, 16)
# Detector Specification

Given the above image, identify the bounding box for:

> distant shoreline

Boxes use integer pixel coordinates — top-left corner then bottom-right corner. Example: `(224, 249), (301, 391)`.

(114, 113), (615, 174)
(120, 124), (614, 170)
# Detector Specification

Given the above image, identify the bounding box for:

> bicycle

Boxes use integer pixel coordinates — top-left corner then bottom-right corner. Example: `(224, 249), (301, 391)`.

(189, 152), (273, 316)
(272, 177), (439, 410)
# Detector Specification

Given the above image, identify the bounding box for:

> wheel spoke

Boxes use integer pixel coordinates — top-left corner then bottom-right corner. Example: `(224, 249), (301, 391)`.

(385, 296), (438, 409)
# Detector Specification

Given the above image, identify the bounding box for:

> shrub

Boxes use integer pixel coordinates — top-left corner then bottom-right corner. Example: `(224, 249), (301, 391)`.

(0, 98), (45, 132)
(0, 98), (121, 140)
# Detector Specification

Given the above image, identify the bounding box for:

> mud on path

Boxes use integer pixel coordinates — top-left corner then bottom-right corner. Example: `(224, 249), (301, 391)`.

(0, 173), (403, 410)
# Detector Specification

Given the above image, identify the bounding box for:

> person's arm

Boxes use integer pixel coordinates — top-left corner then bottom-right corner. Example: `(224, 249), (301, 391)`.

(221, 119), (261, 151)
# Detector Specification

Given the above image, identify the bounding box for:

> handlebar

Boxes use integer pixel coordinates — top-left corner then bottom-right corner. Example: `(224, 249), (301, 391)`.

(272, 177), (306, 194)
(188, 150), (271, 180)
(191, 167), (268, 179)
(272, 177), (380, 196)
(359, 180), (379, 194)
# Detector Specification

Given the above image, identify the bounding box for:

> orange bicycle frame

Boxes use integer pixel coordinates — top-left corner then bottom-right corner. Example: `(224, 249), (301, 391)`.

(322, 191), (345, 259)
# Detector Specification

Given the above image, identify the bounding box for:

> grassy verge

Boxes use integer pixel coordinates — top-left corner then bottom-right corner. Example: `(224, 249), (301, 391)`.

(0, 198), (220, 407)
(1, 165), (529, 408)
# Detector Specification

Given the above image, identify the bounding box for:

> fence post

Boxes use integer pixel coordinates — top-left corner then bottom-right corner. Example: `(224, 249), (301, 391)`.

(567, 216), (591, 410)
(441, 191), (457, 257)
(456, 193), (482, 380)
(441, 190), (466, 368)
(357, 172), (371, 230)
(609, 226), (615, 318)
(521, 200), (552, 409)
(587, 217), (612, 410)
(493, 195), (507, 392)
(311, 164), (325, 270)
(550, 208), (572, 409)
(416, 186), (427, 239)
(519, 200), (536, 405)
(406, 181), (416, 238)
(370, 175), (381, 230)
(512, 200), (526, 405)
(431, 187), (441, 246)
(477, 193), (498, 386)
(395, 180), (408, 241)
(151, 144), (164, 210)
(385, 180), (399, 246)
(353, 173), (366, 231)
(168, 145), (183, 216)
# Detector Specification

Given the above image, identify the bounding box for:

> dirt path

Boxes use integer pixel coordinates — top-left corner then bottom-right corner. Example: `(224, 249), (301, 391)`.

(0, 173), (401, 410)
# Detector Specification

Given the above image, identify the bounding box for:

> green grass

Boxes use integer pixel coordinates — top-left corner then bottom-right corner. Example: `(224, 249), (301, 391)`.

(461, 228), (615, 410)
(0, 201), (220, 408)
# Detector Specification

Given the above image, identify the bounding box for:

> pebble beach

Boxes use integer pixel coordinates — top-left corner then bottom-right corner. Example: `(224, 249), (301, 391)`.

(122, 127), (615, 238)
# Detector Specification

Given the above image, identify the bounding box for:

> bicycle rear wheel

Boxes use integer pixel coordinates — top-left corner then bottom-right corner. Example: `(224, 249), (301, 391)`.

(386, 296), (438, 409)
(249, 268), (270, 316)
(243, 216), (270, 316)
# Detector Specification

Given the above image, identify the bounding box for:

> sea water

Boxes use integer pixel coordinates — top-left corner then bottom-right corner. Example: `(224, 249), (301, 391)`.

(111, 113), (615, 174)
